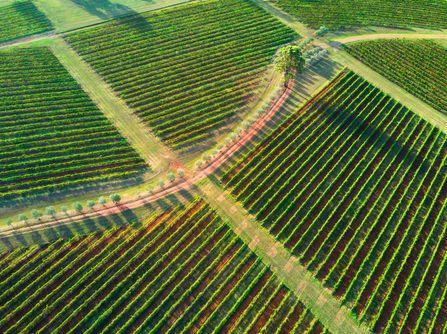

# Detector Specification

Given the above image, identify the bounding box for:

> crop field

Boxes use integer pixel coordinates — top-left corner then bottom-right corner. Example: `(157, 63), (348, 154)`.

(221, 69), (447, 333)
(345, 39), (447, 115)
(0, 47), (147, 203)
(64, 0), (297, 152)
(0, 200), (327, 334)
(270, 0), (447, 30)
(0, 0), (53, 43)
(1, 0), (447, 332)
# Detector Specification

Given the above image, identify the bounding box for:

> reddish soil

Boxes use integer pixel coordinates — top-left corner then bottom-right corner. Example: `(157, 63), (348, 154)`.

(0, 241), (59, 281)
(0, 237), (86, 306)
(281, 303), (304, 333)
(248, 286), (288, 334)
(309, 321), (325, 334)
(221, 72), (342, 188)
(159, 242), (242, 333)
(316, 113), (419, 281)
(336, 128), (431, 295)
(122, 226), (222, 332)
(300, 102), (404, 266)
(267, 83), (378, 238)
(56, 211), (207, 333)
(373, 167), (447, 333)
(221, 271), (272, 333)
(32, 211), (172, 332)
(403, 231), (447, 331)
(358, 148), (442, 319)
(191, 256), (256, 333)
(298, 98), (395, 254)
(433, 293), (447, 333)
(0, 77), (295, 238)
(2, 228), (123, 330)
(331, 123), (430, 297)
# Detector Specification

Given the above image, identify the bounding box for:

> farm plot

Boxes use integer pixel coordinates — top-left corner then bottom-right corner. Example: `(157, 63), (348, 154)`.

(270, 0), (447, 30)
(0, 1), (53, 43)
(221, 69), (447, 333)
(0, 47), (147, 203)
(64, 0), (297, 152)
(0, 200), (328, 334)
(345, 39), (447, 115)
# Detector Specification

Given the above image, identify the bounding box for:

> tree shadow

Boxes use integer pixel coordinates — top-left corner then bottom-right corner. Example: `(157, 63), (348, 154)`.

(0, 189), (196, 252)
(309, 57), (341, 80)
(71, 0), (133, 20)
(70, 0), (153, 32)
(0, 208), (140, 251)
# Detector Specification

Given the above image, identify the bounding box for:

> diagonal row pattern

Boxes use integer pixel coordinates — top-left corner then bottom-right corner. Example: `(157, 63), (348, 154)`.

(221, 69), (447, 333)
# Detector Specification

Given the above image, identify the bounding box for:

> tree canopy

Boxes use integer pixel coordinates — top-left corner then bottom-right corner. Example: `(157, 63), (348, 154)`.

(274, 45), (305, 85)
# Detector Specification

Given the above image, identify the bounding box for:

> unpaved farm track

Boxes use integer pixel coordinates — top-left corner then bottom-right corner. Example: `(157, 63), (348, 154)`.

(333, 32), (447, 44)
(0, 81), (295, 238)
(0, 32), (55, 50)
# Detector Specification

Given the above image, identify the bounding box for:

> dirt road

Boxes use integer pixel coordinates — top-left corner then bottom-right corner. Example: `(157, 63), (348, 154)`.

(0, 80), (294, 237)
(333, 32), (447, 44)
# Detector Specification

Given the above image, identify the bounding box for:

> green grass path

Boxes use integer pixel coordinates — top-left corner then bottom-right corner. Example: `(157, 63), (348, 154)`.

(199, 177), (370, 334)
(333, 32), (447, 44)
(251, 0), (314, 38)
(50, 38), (177, 172)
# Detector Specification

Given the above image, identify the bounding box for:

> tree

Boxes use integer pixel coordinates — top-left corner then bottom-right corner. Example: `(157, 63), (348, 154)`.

(274, 45), (305, 86)
(87, 200), (96, 211)
(158, 180), (165, 189)
(6, 218), (13, 231)
(32, 209), (42, 221)
(74, 202), (83, 213)
(45, 206), (56, 218)
(167, 171), (176, 183)
(195, 160), (203, 170)
(110, 193), (121, 204)
(177, 168), (185, 178)
(98, 196), (107, 207)
(315, 25), (329, 37)
(18, 213), (28, 224)
(61, 205), (69, 216)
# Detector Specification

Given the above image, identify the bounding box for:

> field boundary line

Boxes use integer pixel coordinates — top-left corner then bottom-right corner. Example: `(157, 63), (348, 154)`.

(0, 62), (366, 331)
(251, 0), (313, 38)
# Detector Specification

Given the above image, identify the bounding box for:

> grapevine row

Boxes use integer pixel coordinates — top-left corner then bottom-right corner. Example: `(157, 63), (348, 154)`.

(0, 200), (328, 333)
(0, 47), (147, 203)
(64, 0), (297, 152)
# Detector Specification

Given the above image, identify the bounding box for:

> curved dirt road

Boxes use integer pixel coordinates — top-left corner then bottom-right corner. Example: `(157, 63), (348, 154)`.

(0, 80), (295, 238)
